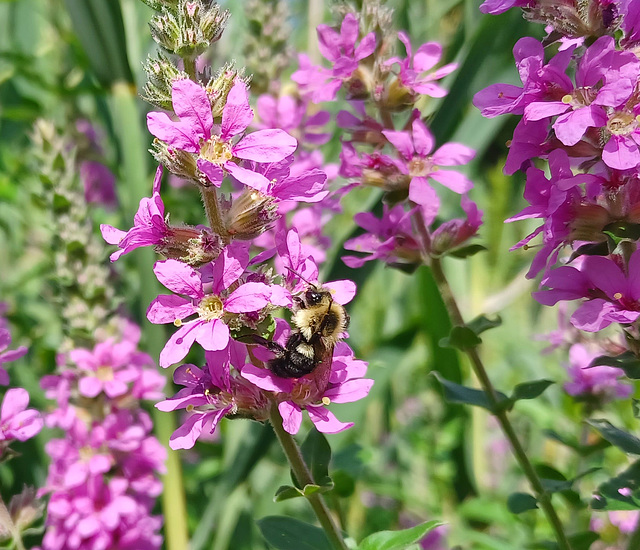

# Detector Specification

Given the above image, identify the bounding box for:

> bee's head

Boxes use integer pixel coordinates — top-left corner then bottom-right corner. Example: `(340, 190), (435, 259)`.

(304, 286), (331, 306)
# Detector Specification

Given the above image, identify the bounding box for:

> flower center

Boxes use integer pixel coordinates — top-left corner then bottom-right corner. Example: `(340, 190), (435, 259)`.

(96, 365), (114, 382)
(409, 157), (433, 177)
(198, 295), (224, 320)
(607, 112), (637, 136)
(200, 137), (233, 165)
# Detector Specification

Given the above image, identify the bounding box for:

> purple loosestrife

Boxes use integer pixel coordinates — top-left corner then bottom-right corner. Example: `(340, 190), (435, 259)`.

(0, 389), (43, 455)
(147, 79), (297, 188)
(0, 328), (27, 386)
(40, 323), (165, 550)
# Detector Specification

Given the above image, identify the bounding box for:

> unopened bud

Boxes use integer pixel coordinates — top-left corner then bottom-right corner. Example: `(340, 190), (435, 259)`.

(224, 188), (279, 240)
(151, 139), (199, 182)
(142, 53), (187, 110)
(206, 64), (248, 118)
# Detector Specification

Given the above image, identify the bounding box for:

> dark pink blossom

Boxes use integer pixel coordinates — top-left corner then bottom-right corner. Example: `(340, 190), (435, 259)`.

(242, 322), (372, 434)
(0, 328), (27, 386)
(101, 165), (169, 262)
(382, 118), (475, 222)
(81, 161), (118, 210)
(147, 79), (297, 188)
(535, 250), (640, 331)
(292, 14), (376, 102)
(479, 0), (531, 15)
(385, 32), (457, 98)
(0, 388), (43, 450)
(147, 243), (277, 367)
(342, 204), (421, 268)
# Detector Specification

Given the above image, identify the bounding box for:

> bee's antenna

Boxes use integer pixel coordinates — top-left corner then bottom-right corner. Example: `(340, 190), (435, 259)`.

(285, 266), (317, 288)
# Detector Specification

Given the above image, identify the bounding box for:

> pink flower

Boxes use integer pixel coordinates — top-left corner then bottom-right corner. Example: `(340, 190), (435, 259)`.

(385, 32), (457, 98)
(479, 0), (531, 15)
(535, 250), (640, 332)
(69, 339), (148, 399)
(564, 343), (632, 400)
(0, 388), (43, 449)
(342, 204), (421, 268)
(292, 14), (376, 102)
(147, 79), (297, 188)
(382, 118), (475, 222)
(242, 321), (372, 435)
(101, 165), (169, 262)
(0, 328), (27, 386)
(81, 161), (118, 210)
(147, 243), (276, 367)
(156, 345), (270, 450)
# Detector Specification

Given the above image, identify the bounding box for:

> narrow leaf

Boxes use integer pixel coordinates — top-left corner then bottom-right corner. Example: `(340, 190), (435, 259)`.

(507, 493), (538, 514)
(589, 351), (640, 379)
(439, 326), (481, 350)
(510, 379), (554, 402)
(257, 516), (333, 550)
(432, 372), (508, 413)
(359, 520), (443, 550)
(588, 419), (640, 455)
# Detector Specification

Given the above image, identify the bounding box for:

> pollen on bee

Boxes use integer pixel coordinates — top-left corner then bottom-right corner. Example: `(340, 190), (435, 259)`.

(174, 318), (183, 327)
(322, 396), (331, 406)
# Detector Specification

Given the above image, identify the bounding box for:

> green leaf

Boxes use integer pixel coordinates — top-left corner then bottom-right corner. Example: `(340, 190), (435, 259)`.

(510, 379), (554, 402)
(431, 372), (508, 413)
(527, 531), (599, 550)
(300, 427), (333, 489)
(274, 484), (331, 502)
(589, 351), (640, 379)
(466, 314), (502, 336)
(257, 516), (333, 550)
(439, 326), (481, 350)
(331, 470), (356, 498)
(588, 419), (640, 454)
(591, 459), (640, 510)
(358, 520), (443, 550)
(544, 429), (609, 456)
(447, 244), (487, 259)
(507, 492), (538, 514)
(633, 399), (640, 419)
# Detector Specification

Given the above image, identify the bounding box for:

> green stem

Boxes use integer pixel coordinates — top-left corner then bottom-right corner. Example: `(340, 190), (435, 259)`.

(428, 254), (572, 550)
(269, 404), (348, 550)
(183, 56), (197, 80)
(200, 185), (230, 242)
(0, 493), (24, 550)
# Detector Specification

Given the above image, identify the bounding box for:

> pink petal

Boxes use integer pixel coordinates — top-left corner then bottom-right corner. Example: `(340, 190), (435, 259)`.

(221, 80), (254, 139)
(279, 401), (302, 434)
(324, 379), (374, 403)
(554, 106), (607, 146)
(571, 299), (615, 332)
(429, 170), (473, 193)
(146, 112), (199, 153)
(172, 79), (213, 141)
(100, 224), (126, 245)
(159, 322), (200, 368)
(207, 241), (249, 294)
(432, 143), (476, 166)
(602, 135), (640, 170)
(411, 119), (434, 157)
(317, 25), (341, 62)
(323, 280), (357, 305)
(78, 377), (103, 398)
(306, 406), (353, 433)
(197, 159), (224, 187)
(225, 162), (271, 191)
(194, 319), (230, 351)
(224, 282), (272, 312)
(153, 259), (203, 298)
(169, 413), (206, 450)
(233, 129), (297, 162)
(1, 388), (28, 418)
(242, 364), (294, 393)
(382, 130), (414, 159)
(524, 101), (568, 121)
(354, 32), (376, 61)
(147, 294), (194, 324)
(413, 41), (442, 72)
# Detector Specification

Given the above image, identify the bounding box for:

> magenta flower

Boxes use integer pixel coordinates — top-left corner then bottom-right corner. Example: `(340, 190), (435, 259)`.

(342, 204), (421, 268)
(242, 329), (373, 434)
(101, 165), (169, 262)
(535, 250), (640, 332)
(147, 243), (276, 367)
(431, 194), (484, 255)
(385, 32), (458, 98)
(256, 94), (331, 146)
(80, 161), (118, 210)
(0, 388), (43, 449)
(0, 328), (27, 385)
(69, 339), (147, 399)
(382, 118), (475, 222)
(156, 345), (270, 450)
(564, 343), (632, 400)
(147, 79), (297, 188)
(292, 13), (376, 102)
(479, 0), (531, 14)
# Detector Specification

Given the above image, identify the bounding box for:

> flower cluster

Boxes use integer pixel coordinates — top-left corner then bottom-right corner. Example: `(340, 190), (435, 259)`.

(39, 321), (166, 550)
(294, 12), (482, 267)
(475, 3), (640, 369)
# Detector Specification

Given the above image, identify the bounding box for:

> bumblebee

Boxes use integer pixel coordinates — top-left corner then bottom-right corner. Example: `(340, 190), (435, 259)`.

(250, 284), (350, 378)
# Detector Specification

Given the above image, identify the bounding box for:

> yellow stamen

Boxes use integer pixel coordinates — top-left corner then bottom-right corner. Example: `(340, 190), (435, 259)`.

(561, 94), (573, 104)
(614, 292), (623, 300)
(174, 318), (183, 327)
(322, 396), (331, 406)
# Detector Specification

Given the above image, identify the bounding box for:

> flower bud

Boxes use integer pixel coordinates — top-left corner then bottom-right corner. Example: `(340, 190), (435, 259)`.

(224, 188), (279, 240)
(142, 53), (187, 110)
(206, 64), (248, 118)
(159, 226), (224, 266)
(151, 139), (199, 182)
